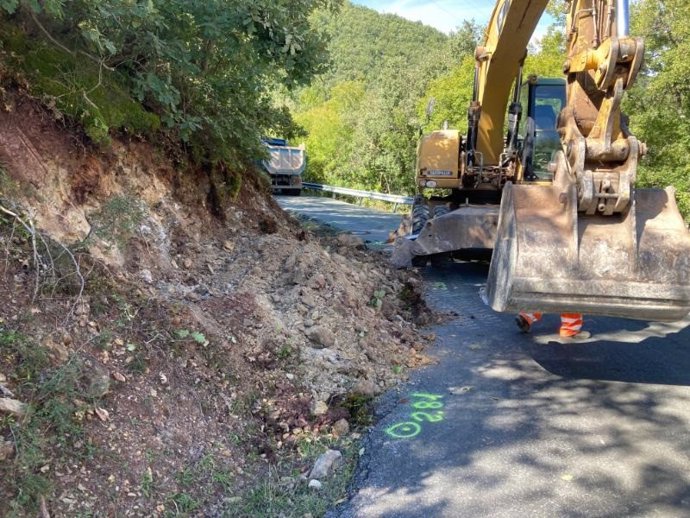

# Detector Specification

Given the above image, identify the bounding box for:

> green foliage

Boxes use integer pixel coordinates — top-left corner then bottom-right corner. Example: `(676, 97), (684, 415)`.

(525, 26), (566, 78)
(2, 0), (339, 167)
(295, 80), (364, 183)
(312, 2), (448, 87)
(420, 55), (475, 133)
(175, 329), (209, 346)
(625, 0), (690, 220)
(1, 23), (159, 144)
(295, 3), (476, 194)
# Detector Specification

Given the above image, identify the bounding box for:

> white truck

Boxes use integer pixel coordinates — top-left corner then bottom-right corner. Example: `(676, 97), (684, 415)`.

(261, 138), (306, 196)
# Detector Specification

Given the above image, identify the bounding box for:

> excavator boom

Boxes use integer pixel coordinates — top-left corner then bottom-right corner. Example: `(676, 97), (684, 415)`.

(473, 0), (550, 166)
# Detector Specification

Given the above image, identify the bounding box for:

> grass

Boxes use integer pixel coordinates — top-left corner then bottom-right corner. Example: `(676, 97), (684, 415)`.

(229, 436), (360, 518)
(0, 329), (102, 516)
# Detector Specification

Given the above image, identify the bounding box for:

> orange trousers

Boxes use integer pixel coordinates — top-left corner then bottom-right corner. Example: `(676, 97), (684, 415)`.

(519, 311), (584, 337)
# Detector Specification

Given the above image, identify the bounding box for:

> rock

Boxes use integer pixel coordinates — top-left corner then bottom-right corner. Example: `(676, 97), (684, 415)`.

(337, 233), (364, 248)
(42, 336), (70, 364)
(389, 237), (415, 268)
(309, 449), (343, 480)
(311, 400), (329, 416)
(310, 273), (327, 289)
(0, 397), (27, 417)
(85, 364), (111, 398)
(0, 440), (14, 461)
(112, 372), (127, 382)
(74, 300), (90, 317)
(185, 291), (201, 302)
(305, 326), (335, 349)
(0, 373), (6, 382)
(0, 381), (14, 398)
(95, 407), (110, 422)
(140, 269), (153, 284)
(332, 418), (349, 437)
(308, 479), (322, 490)
(223, 240), (234, 252)
(303, 319), (314, 328)
(352, 379), (379, 397)
(300, 292), (316, 308)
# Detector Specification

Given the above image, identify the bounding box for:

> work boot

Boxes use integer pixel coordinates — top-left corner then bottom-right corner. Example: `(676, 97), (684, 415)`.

(515, 315), (531, 333)
(559, 313), (583, 337)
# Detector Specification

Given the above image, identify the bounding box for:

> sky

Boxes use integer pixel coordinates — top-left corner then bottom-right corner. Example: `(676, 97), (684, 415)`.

(353, 0), (553, 39)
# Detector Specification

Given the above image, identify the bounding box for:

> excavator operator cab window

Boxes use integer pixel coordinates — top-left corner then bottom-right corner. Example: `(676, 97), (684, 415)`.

(518, 79), (566, 180)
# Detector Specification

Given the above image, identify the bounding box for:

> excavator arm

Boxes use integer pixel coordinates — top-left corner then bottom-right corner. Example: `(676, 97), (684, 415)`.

(469, 0), (550, 167)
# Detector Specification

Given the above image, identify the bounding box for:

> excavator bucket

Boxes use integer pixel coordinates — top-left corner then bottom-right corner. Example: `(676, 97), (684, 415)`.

(486, 182), (690, 321)
(412, 206), (498, 256)
(390, 206), (498, 268)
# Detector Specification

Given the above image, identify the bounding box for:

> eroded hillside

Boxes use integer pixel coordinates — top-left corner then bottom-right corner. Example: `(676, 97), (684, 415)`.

(0, 90), (434, 516)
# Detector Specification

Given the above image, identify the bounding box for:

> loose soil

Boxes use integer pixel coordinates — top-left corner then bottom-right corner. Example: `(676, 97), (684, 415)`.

(0, 90), (435, 516)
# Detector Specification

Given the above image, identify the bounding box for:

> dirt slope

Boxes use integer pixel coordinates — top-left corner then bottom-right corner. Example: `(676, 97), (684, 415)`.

(0, 90), (434, 516)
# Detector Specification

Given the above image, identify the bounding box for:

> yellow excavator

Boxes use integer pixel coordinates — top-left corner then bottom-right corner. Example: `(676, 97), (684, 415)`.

(394, 0), (690, 321)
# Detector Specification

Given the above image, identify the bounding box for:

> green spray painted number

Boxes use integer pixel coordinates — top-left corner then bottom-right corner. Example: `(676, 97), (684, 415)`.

(385, 421), (422, 439)
(411, 411), (444, 423)
(410, 392), (443, 400)
(385, 392), (445, 440)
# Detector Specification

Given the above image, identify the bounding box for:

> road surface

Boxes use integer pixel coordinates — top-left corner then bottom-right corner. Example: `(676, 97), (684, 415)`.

(278, 195), (690, 518)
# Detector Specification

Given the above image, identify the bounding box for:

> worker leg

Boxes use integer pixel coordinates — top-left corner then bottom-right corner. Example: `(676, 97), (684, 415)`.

(559, 313), (583, 337)
(516, 311), (542, 333)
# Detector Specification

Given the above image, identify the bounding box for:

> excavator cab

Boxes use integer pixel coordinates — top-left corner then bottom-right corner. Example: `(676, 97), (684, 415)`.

(518, 78), (566, 181)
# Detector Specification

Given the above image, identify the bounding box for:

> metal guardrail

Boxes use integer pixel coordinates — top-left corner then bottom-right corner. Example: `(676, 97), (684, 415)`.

(302, 182), (414, 205)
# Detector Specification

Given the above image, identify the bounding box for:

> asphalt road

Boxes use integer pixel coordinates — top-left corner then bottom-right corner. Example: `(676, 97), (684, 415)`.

(278, 194), (690, 518)
(277, 195), (402, 247)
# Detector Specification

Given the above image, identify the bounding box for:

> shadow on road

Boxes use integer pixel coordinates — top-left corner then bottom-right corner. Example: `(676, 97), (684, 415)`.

(332, 260), (690, 517)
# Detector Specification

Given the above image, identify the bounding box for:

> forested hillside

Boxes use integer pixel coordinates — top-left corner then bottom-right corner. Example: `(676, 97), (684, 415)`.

(293, 2), (567, 195)
(293, 2), (482, 193)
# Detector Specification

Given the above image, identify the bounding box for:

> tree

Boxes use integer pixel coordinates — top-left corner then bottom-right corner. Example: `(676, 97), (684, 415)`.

(625, 0), (690, 218)
(1, 0), (341, 165)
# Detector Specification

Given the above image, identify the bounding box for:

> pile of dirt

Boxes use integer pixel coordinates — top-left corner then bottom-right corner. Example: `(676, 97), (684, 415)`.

(0, 91), (434, 516)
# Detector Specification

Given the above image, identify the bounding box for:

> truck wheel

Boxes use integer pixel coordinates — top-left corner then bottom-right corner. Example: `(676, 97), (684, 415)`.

(411, 202), (430, 234)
